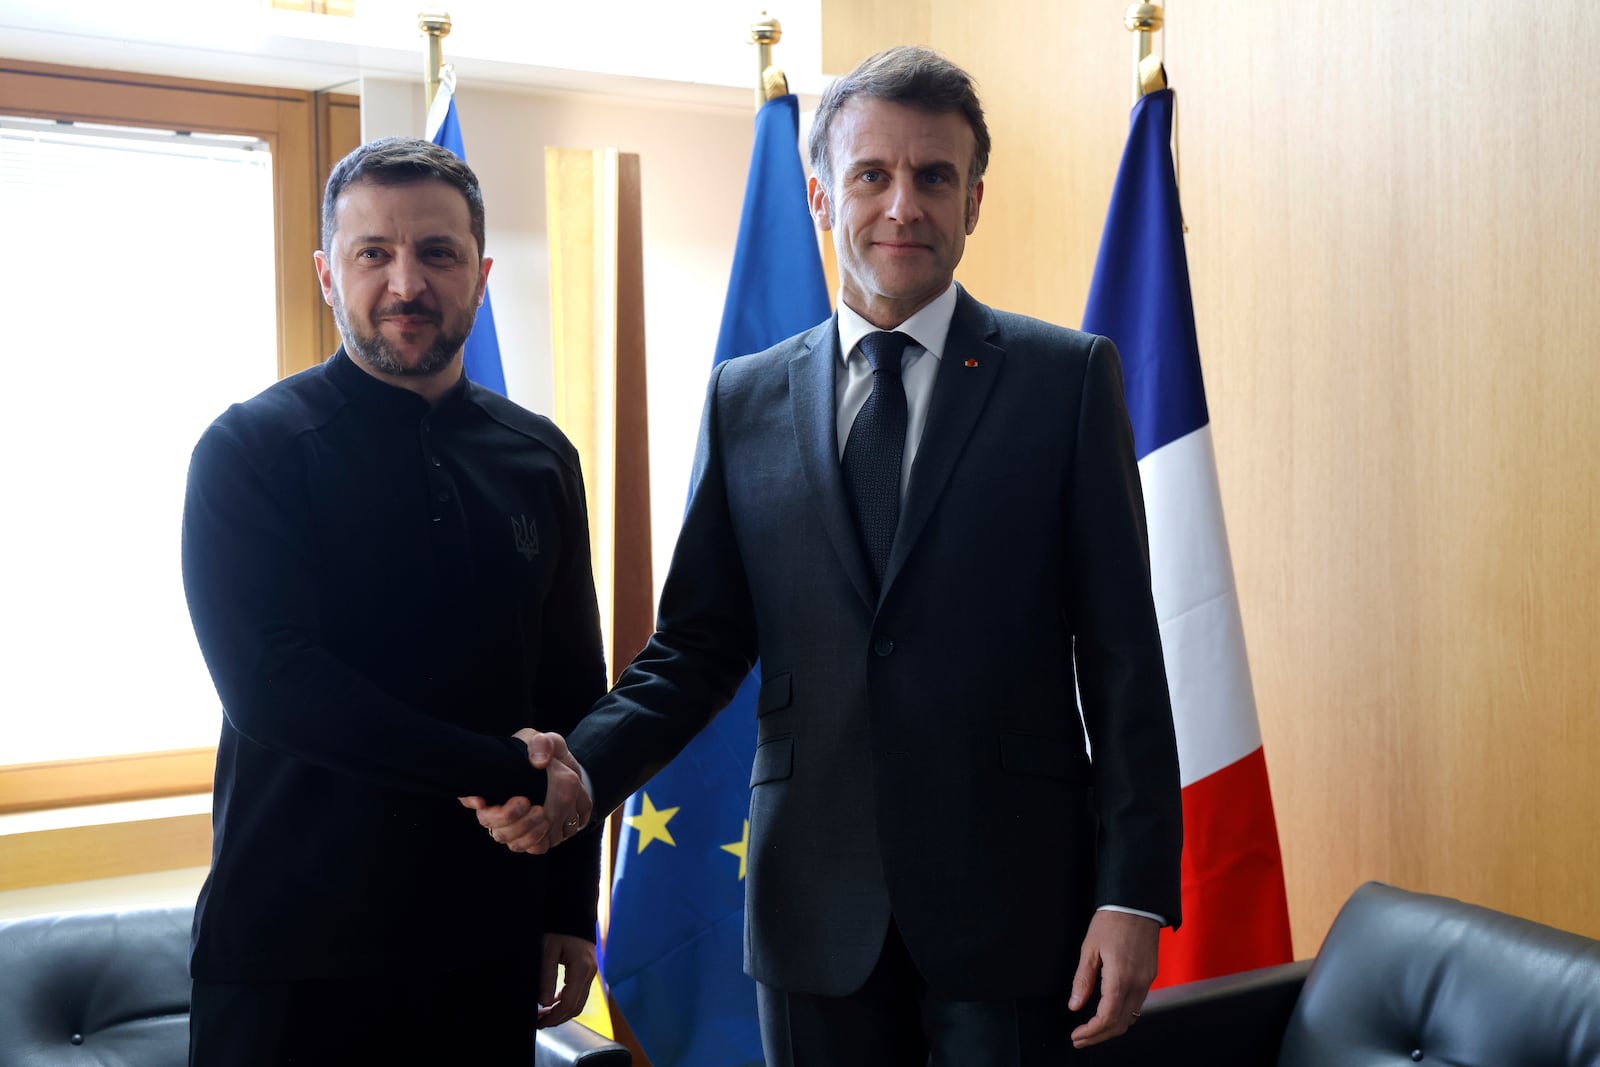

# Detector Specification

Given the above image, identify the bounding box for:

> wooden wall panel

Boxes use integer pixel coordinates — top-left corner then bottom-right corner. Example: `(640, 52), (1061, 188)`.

(546, 146), (655, 681)
(544, 147), (655, 1063)
(0, 811), (211, 892)
(823, 0), (1600, 956)
(0, 750), (214, 815)
(1173, 0), (1600, 952)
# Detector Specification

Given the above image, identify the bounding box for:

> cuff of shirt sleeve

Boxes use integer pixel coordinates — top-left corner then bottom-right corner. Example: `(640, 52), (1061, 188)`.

(1098, 904), (1166, 926)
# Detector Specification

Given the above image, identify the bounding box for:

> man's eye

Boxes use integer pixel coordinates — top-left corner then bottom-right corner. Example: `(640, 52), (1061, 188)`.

(426, 247), (459, 261)
(860, 170), (883, 183)
(357, 248), (385, 260)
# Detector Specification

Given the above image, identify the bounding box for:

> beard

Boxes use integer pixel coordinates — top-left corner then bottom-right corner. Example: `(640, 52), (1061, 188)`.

(332, 291), (476, 379)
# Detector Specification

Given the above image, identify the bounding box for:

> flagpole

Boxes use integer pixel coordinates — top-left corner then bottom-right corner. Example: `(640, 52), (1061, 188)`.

(1124, 3), (1167, 104)
(419, 10), (452, 114)
(1124, 3), (1183, 228)
(749, 12), (788, 108)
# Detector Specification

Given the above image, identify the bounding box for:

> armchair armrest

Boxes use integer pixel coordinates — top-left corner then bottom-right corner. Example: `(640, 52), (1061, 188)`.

(1074, 959), (1311, 1066)
(535, 1019), (631, 1067)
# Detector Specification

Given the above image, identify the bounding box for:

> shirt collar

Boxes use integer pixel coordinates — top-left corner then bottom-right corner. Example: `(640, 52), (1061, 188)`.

(329, 346), (470, 415)
(837, 283), (959, 365)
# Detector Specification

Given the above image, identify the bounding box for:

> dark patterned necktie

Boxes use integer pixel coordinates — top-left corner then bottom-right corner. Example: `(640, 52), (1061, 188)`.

(841, 330), (914, 592)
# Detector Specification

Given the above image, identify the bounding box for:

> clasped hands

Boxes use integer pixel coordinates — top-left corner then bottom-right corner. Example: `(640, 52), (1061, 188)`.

(459, 728), (592, 854)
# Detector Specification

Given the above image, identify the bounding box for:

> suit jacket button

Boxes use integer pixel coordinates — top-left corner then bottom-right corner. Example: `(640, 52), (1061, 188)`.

(874, 637), (894, 657)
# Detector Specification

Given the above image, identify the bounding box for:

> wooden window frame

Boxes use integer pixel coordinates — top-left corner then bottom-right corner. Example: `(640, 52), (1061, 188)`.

(0, 61), (358, 884)
(0, 59), (329, 379)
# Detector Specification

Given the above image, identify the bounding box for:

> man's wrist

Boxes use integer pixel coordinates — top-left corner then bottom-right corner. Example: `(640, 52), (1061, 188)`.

(577, 761), (595, 808)
(1098, 904), (1165, 926)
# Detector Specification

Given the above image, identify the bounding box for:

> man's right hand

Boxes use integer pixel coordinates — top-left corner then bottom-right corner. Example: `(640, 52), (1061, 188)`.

(458, 729), (594, 854)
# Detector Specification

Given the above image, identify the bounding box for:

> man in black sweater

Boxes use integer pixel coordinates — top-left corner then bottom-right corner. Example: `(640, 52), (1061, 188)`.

(181, 137), (605, 1065)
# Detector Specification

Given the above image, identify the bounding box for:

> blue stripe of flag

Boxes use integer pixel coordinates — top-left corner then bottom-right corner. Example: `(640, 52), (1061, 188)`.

(1082, 89), (1207, 460)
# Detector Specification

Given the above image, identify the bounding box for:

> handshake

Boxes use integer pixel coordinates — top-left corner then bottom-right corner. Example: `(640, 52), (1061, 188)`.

(460, 728), (594, 854)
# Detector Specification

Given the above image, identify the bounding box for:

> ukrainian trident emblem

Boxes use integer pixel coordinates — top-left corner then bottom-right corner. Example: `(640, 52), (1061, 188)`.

(511, 514), (539, 561)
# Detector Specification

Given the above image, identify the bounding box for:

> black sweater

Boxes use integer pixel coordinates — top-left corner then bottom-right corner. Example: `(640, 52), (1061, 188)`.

(181, 349), (607, 981)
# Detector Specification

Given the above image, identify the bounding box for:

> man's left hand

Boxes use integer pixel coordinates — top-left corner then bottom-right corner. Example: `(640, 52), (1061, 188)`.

(1068, 909), (1160, 1048)
(536, 933), (597, 1029)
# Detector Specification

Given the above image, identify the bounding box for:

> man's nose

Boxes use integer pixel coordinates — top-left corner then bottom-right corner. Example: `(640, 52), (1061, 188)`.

(386, 253), (427, 300)
(885, 177), (925, 223)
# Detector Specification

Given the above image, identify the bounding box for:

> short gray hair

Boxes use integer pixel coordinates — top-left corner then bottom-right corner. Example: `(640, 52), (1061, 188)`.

(808, 46), (991, 197)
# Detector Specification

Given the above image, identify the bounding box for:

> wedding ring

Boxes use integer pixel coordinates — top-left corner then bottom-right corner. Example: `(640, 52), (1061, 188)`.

(564, 817), (580, 829)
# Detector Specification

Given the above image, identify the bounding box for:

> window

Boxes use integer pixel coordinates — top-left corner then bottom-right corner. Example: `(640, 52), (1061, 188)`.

(0, 60), (355, 838)
(0, 117), (281, 765)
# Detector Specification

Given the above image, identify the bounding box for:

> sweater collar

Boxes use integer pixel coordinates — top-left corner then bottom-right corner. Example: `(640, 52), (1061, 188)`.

(327, 346), (470, 416)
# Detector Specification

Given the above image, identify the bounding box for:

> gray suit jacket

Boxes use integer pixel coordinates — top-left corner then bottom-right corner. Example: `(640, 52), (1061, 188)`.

(569, 286), (1182, 999)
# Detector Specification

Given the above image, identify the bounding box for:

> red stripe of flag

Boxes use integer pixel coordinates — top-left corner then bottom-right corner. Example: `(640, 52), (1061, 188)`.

(1154, 746), (1294, 988)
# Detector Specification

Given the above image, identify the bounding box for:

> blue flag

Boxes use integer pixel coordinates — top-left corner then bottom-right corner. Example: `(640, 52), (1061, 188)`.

(603, 93), (830, 1067)
(425, 68), (507, 396)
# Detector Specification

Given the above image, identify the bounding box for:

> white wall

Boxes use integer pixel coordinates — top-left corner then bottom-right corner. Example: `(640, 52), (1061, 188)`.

(362, 78), (771, 607)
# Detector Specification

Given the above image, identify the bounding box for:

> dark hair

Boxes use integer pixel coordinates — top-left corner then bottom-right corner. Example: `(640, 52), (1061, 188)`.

(807, 46), (991, 197)
(320, 136), (486, 257)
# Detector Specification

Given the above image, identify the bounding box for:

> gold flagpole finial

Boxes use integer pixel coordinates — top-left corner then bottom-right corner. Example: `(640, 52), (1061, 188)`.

(750, 12), (788, 110)
(1124, 3), (1167, 104)
(418, 11), (453, 114)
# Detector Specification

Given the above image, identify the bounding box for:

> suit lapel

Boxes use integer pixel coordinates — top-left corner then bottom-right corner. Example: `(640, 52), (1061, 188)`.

(789, 317), (877, 607)
(882, 288), (1004, 596)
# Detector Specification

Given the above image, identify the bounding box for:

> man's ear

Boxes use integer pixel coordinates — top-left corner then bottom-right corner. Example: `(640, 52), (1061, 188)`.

(313, 250), (335, 307)
(808, 175), (833, 231)
(965, 179), (985, 235)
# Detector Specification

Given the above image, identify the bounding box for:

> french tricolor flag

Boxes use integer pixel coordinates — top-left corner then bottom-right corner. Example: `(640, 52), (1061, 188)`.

(1084, 87), (1295, 986)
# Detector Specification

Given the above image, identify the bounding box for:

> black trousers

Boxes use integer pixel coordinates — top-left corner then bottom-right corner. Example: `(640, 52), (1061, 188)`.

(189, 959), (542, 1067)
(757, 921), (1090, 1067)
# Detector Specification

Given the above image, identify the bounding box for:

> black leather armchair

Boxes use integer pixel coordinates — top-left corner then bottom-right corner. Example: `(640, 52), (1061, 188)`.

(1078, 881), (1600, 1066)
(0, 905), (630, 1067)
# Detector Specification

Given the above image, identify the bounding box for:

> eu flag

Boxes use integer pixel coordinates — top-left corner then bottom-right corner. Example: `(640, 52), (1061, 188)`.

(603, 93), (830, 1067)
(425, 67), (507, 396)
(1083, 87), (1293, 985)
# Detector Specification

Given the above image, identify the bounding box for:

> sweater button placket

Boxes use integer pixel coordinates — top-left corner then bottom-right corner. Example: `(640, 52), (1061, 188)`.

(422, 421), (445, 521)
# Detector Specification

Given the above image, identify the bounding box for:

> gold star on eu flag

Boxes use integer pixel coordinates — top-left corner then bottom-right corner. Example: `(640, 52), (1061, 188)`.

(624, 793), (679, 853)
(721, 819), (749, 880)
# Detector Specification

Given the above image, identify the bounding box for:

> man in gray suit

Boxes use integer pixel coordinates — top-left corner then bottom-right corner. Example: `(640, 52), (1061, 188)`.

(471, 45), (1182, 1064)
